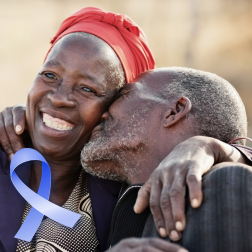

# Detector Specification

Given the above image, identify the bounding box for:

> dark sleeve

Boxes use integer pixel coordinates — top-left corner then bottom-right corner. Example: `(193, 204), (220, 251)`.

(231, 144), (252, 162)
(181, 162), (252, 252)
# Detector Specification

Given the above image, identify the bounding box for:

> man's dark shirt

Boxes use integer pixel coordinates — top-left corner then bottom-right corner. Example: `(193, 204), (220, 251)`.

(107, 144), (252, 250)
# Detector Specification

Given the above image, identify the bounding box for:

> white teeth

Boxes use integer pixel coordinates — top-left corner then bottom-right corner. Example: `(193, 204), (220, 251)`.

(43, 118), (73, 131)
(47, 120), (52, 127)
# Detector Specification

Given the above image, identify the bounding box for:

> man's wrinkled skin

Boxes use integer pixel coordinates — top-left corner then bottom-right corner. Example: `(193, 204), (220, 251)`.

(81, 68), (249, 241)
(0, 68), (249, 243)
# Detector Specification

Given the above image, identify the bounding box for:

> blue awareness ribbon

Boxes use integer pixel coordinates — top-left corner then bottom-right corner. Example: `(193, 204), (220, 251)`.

(10, 148), (81, 242)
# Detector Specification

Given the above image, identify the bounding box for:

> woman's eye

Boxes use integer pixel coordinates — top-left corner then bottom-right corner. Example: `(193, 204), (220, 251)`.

(44, 73), (57, 80)
(118, 90), (128, 98)
(81, 86), (95, 93)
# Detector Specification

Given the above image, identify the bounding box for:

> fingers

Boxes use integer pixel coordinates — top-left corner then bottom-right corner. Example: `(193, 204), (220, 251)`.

(134, 178), (152, 214)
(167, 175), (186, 233)
(146, 166), (202, 239)
(186, 169), (202, 208)
(148, 169), (182, 240)
(12, 104), (26, 135)
(160, 172), (183, 241)
(160, 190), (180, 240)
(0, 107), (25, 160)
(148, 173), (168, 238)
(0, 111), (14, 158)
(135, 175), (180, 240)
(157, 165), (203, 238)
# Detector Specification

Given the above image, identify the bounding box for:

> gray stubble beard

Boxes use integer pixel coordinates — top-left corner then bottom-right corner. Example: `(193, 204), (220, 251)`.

(81, 105), (152, 182)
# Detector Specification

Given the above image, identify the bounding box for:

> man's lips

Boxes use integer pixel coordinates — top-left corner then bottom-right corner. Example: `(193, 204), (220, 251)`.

(91, 125), (102, 137)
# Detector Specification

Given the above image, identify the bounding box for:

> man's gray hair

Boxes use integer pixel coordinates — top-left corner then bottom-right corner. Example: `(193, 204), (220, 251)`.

(161, 67), (247, 145)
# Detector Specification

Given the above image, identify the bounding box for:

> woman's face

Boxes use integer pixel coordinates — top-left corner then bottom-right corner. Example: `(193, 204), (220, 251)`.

(26, 33), (124, 161)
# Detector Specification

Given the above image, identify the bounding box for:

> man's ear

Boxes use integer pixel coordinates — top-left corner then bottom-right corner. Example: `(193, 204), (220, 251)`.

(163, 97), (192, 128)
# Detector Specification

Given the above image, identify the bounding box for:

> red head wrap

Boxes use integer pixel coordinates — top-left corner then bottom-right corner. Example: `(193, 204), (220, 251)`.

(45, 7), (155, 83)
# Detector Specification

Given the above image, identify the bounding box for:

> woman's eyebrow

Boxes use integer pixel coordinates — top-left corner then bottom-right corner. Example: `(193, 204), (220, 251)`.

(78, 73), (96, 83)
(78, 73), (107, 89)
(45, 60), (64, 69)
(44, 61), (105, 89)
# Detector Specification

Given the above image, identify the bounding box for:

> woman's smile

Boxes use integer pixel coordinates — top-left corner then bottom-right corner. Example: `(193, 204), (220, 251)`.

(38, 111), (77, 138)
(42, 112), (75, 131)
(39, 112), (76, 137)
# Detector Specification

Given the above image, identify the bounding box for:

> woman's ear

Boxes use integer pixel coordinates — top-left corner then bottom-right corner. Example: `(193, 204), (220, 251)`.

(163, 97), (192, 128)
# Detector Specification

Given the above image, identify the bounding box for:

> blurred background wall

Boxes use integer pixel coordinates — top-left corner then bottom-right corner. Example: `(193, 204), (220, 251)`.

(0, 0), (252, 144)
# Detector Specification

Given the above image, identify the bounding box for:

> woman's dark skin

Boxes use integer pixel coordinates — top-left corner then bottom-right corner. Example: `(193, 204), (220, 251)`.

(13, 32), (125, 206)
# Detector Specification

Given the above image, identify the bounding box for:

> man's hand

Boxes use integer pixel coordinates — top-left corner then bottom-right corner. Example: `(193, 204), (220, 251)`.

(106, 238), (188, 252)
(0, 104), (26, 160)
(134, 136), (248, 240)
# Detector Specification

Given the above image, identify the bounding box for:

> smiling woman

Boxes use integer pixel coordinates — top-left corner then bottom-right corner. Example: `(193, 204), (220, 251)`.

(26, 33), (124, 160)
(0, 7), (155, 252)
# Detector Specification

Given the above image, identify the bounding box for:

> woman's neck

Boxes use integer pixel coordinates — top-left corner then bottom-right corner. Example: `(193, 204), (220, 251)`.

(30, 159), (82, 206)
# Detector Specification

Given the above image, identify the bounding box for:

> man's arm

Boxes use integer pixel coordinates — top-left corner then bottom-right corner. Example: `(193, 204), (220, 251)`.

(134, 136), (252, 240)
(181, 162), (252, 252)
(141, 162), (252, 252)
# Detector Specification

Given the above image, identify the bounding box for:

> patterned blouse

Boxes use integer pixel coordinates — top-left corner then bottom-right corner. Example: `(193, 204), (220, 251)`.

(16, 169), (99, 252)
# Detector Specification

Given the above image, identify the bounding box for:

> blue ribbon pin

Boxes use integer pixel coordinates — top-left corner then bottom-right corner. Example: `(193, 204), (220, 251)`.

(10, 148), (81, 242)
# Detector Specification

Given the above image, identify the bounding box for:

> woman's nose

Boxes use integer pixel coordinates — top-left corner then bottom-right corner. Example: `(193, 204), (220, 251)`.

(47, 89), (75, 108)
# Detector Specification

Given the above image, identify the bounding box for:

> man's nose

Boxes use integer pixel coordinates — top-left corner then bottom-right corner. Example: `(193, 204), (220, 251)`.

(47, 87), (75, 108)
(101, 111), (110, 123)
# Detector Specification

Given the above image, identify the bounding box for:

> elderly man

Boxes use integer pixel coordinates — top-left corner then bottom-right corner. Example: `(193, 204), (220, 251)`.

(81, 67), (252, 252)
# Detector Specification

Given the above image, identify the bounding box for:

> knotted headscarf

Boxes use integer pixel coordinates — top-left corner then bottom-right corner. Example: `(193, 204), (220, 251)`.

(45, 7), (155, 83)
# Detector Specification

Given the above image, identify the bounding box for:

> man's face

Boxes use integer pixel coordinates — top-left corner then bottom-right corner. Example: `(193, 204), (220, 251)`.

(81, 72), (167, 182)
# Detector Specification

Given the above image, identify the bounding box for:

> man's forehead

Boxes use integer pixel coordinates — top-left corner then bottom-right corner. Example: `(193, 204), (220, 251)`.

(118, 70), (179, 107)
(129, 70), (174, 92)
(121, 80), (162, 104)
